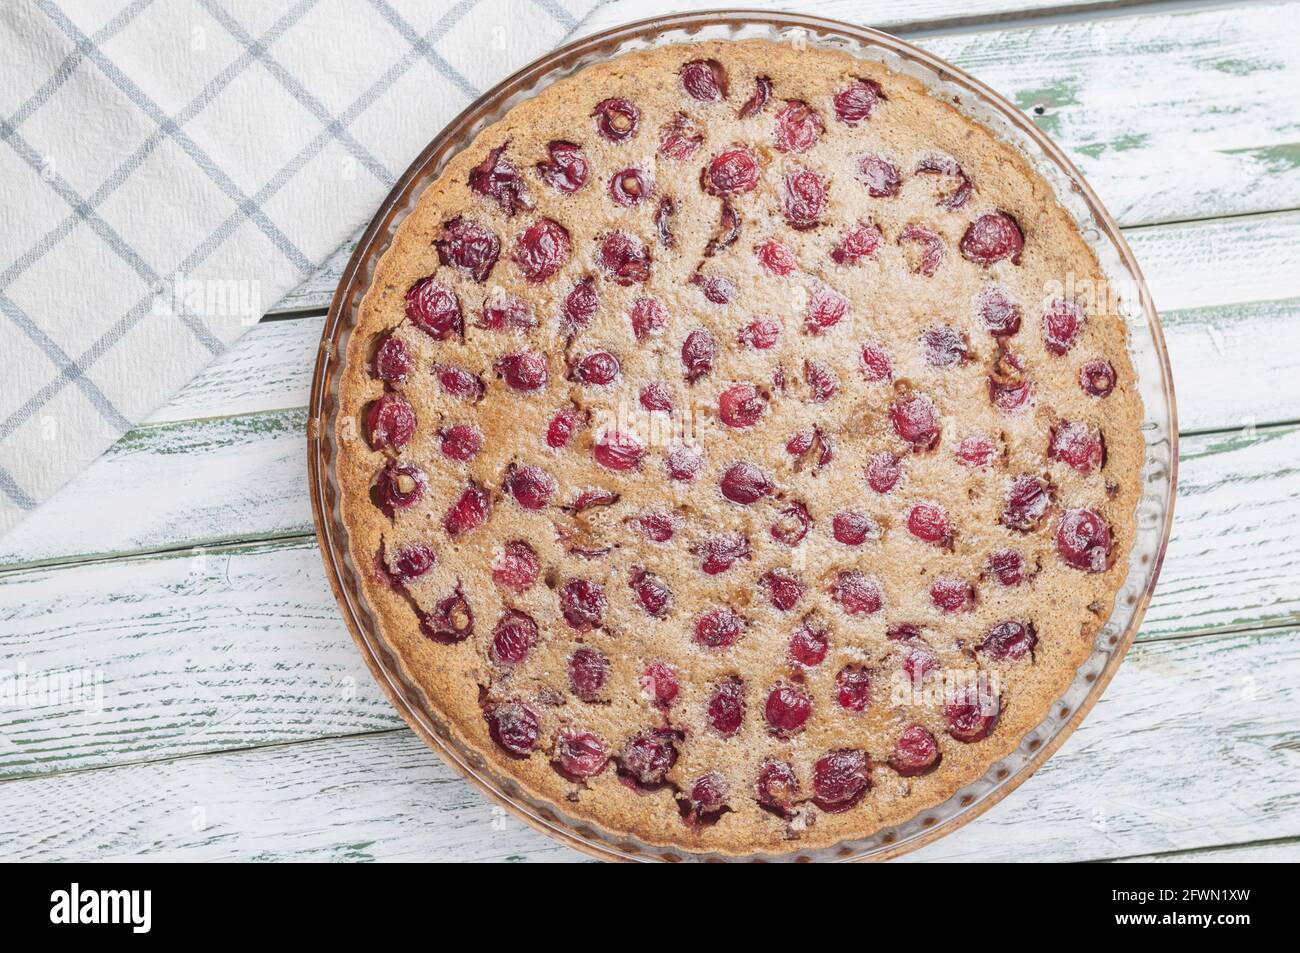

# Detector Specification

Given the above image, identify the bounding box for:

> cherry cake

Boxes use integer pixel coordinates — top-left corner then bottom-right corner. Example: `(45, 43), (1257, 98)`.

(336, 40), (1142, 855)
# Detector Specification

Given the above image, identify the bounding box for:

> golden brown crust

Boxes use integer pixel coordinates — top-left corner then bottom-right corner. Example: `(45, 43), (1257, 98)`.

(335, 40), (1142, 855)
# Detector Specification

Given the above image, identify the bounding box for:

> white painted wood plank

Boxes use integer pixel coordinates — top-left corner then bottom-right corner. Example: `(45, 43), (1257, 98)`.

(1109, 837), (1300, 863)
(0, 627), (1293, 863)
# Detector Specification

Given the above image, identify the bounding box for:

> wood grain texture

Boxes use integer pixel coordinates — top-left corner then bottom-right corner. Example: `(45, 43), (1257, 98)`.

(0, 626), (1293, 862)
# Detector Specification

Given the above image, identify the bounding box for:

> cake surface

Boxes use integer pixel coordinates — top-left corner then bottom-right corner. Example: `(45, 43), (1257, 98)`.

(335, 38), (1143, 855)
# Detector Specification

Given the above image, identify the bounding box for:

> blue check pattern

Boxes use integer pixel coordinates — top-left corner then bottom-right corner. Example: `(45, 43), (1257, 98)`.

(0, 0), (597, 538)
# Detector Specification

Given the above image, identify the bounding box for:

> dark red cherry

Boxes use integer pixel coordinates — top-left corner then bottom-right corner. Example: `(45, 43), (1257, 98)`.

(812, 750), (870, 812)
(773, 99), (823, 153)
(718, 383), (765, 428)
(961, 211), (1024, 266)
(738, 74), (773, 118)
(831, 571), (883, 616)
(789, 620), (829, 667)
(835, 666), (872, 711)
(866, 452), (902, 493)
(629, 567), (672, 618)
(608, 167), (651, 206)
(443, 482), (490, 535)
(889, 725), (941, 777)
(512, 218), (570, 283)
(497, 351), (548, 391)
(545, 408), (582, 449)
(1001, 474), (1053, 532)
(487, 701), (539, 756)
(739, 316), (781, 349)
(945, 687), (1000, 743)
(680, 58), (727, 101)
(707, 678), (746, 736)
(618, 729), (680, 787)
(440, 422), (481, 461)
(760, 568), (805, 612)
(1042, 299), (1085, 355)
(480, 291), (534, 333)
(468, 144), (525, 214)
(979, 620), (1038, 661)
(686, 773), (729, 820)
(907, 503), (952, 546)
(655, 196), (676, 248)
(805, 285), (848, 332)
(639, 661), (679, 708)
(979, 286), (1021, 337)
(373, 463), (425, 516)
(696, 533), (750, 574)
(887, 623), (921, 642)
(988, 549), (1027, 587)
(930, 576), (975, 612)
(704, 146), (760, 195)
(903, 646), (939, 683)
(628, 295), (667, 341)
(957, 435), (994, 468)
(435, 216), (500, 283)
(695, 608), (744, 648)
(988, 348), (1032, 411)
(365, 393), (415, 450)
(765, 685), (812, 735)
(490, 609), (538, 666)
(371, 333), (411, 381)
(636, 510), (677, 543)
(388, 544), (435, 584)
(756, 239), (797, 275)
(492, 540), (539, 593)
(1056, 508), (1114, 572)
(537, 140), (588, 192)
(559, 578), (606, 630)
(1049, 421), (1105, 473)
(834, 77), (885, 125)
(858, 343), (892, 382)
(915, 153), (972, 210)
(553, 727), (608, 780)
(420, 584), (473, 643)
(568, 647), (609, 701)
(561, 276), (598, 332)
(899, 223), (944, 277)
(857, 154), (901, 197)
(571, 350), (621, 386)
(720, 461), (772, 505)
(890, 393), (940, 450)
(770, 502), (811, 547)
(405, 277), (462, 339)
(1080, 359), (1117, 397)
(438, 364), (484, 401)
(658, 112), (704, 160)
(504, 463), (555, 510)
(666, 445), (703, 482)
(830, 223), (881, 266)
(756, 759), (799, 813)
(780, 169), (827, 230)
(690, 272), (736, 304)
(832, 510), (876, 546)
(599, 232), (651, 285)
(592, 97), (639, 141)
(639, 381), (673, 413)
(785, 427), (832, 469)
(681, 327), (717, 383)
(804, 359), (838, 402)
(923, 325), (970, 367)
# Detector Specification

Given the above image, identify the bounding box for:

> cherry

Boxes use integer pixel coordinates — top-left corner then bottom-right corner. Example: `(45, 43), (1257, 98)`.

(405, 277), (462, 339)
(720, 461), (772, 504)
(834, 77), (885, 125)
(831, 571), (883, 616)
(497, 351), (548, 391)
(899, 223), (945, 277)
(561, 276), (598, 332)
(420, 585), (473, 643)
(830, 223), (881, 266)
(760, 568), (805, 611)
(785, 427), (832, 469)
(889, 725), (941, 777)
(696, 533), (750, 574)
(957, 434), (994, 468)
(961, 211), (1024, 266)
(387, 544), (435, 585)
(765, 684), (812, 735)
(805, 285), (849, 332)
(686, 773), (729, 820)
(640, 661), (679, 708)
(988, 348), (1032, 411)
(707, 678), (745, 735)
(440, 423), (481, 461)
(756, 239), (797, 275)
(435, 216), (500, 283)
(566, 488), (618, 514)
(468, 144), (525, 214)
(718, 383), (765, 428)
(789, 620), (829, 667)
(599, 232), (651, 285)
(438, 364), (484, 401)
(592, 97), (639, 141)
(704, 146), (760, 196)
(490, 609), (538, 665)
(739, 316), (781, 349)
(887, 623), (921, 642)
(773, 100), (823, 153)
(857, 154), (901, 197)
(988, 549), (1028, 587)
(487, 701), (540, 756)
(639, 381), (673, 413)
(695, 608), (743, 648)
(930, 576), (975, 612)
(915, 154), (972, 210)
(373, 463), (425, 516)
(804, 359), (839, 402)
(609, 167), (652, 207)
(371, 333), (411, 381)
(628, 295), (667, 341)
(681, 327), (717, 382)
(890, 392), (941, 450)
(365, 394), (415, 450)
(559, 578), (606, 629)
(666, 445), (703, 482)
(545, 408), (582, 449)
(859, 343), (892, 382)
(945, 687), (1000, 743)
(618, 729), (680, 788)
(1042, 298), (1085, 355)
(658, 112), (704, 160)
(756, 759), (800, 813)
(636, 510), (677, 542)
(480, 291), (534, 333)
(492, 540), (539, 592)
(629, 567), (672, 617)
(866, 452), (902, 493)
(812, 750), (870, 812)
(770, 501), (811, 546)
(833, 510), (875, 546)
(1056, 508), (1114, 572)
(655, 196), (677, 248)
(568, 646), (609, 701)
(781, 169), (827, 230)
(979, 620), (1038, 661)
(1080, 359), (1117, 397)
(1049, 421), (1105, 473)
(979, 286), (1021, 337)
(835, 665), (872, 711)
(680, 58), (727, 101)
(443, 482), (490, 535)
(739, 74), (773, 117)
(511, 218), (570, 283)
(908, 503), (953, 546)
(571, 350), (621, 386)
(1002, 474), (1053, 532)
(903, 646), (939, 683)
(504, 463), (555, 510)
(553, 728), (608, 780)
(923, 325), (970, 367)
(537, 140), (588, 192)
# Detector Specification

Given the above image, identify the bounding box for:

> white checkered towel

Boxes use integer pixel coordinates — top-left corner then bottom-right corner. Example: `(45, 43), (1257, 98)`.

(0, 0), (599, 540)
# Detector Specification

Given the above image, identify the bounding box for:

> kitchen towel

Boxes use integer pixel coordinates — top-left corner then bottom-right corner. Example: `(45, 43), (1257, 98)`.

(0, 0), (599, 540)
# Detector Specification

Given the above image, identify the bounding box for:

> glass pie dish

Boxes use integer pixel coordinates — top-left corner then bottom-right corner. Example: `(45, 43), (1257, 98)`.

(307, 9), (1178, 862)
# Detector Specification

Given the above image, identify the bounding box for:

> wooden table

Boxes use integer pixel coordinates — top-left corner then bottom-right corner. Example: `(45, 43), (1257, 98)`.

(3, 0), (1298, 862)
